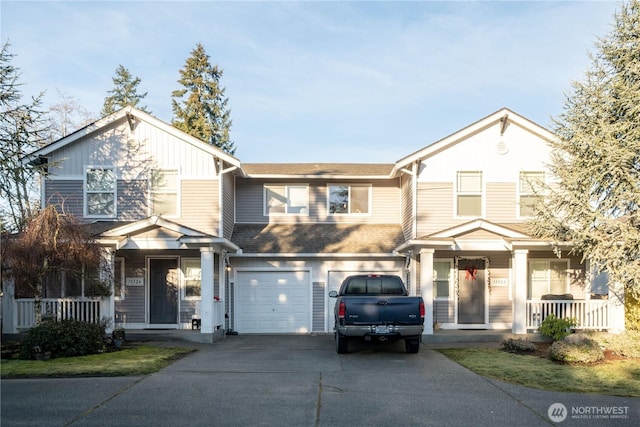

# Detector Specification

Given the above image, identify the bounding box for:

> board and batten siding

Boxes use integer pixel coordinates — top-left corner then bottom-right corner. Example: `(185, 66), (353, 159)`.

(235, 178), (401, 224)
(180, 179), (219, 235)
(46, 118), (219, 179)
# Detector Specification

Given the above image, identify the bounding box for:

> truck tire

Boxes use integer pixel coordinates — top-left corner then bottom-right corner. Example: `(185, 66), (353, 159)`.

(335, 332), (349, 354)
(405, 337), (420, 354)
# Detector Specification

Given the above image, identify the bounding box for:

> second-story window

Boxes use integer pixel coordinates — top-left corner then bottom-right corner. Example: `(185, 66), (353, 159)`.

(519, 171), (544, 217)
(456, 171), (482, 217)
(264, 185), (308, 215)
(86, 167), (116, 217)
(328, 185), (370, 214)
(151, 169), (179, 216)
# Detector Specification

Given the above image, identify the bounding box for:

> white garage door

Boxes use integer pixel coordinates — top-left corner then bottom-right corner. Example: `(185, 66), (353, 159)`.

(236, 270), (310, 333)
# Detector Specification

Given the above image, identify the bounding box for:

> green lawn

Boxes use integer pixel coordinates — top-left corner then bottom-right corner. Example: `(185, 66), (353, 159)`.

(437, 347), (640, 397)
(0, 345), (195, 378)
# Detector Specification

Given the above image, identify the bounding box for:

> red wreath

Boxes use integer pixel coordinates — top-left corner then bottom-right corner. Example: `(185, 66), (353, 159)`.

(465, 265), (478, 281)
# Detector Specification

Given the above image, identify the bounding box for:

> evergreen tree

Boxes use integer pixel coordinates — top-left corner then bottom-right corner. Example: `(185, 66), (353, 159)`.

(171, 43), (235, 154)
(101, 64), (149, 116)
(0, 41), (50, 232)
(530, 1), (640, 302)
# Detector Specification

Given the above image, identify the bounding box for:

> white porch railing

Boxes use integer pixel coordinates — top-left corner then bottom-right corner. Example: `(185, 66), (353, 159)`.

(214, 300), (224, 328)
(15, 298), (103, 330)
(526, 300), (610, 331)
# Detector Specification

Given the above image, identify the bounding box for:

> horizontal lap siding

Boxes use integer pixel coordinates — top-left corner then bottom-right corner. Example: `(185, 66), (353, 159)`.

(416, 182), (453, 237)
(235, 178), (401, 224)
(401, 174), (414, 239)
(488, 251), (512, 323)
(115, 257), (146, 324)
(434, 300), (454, 323)
(181, 180), (219, 235)
(223, 173), (235, 239)
(312, 281), (325, 332)
(486, 182), (516, 222)
(46, 180), (84, 219)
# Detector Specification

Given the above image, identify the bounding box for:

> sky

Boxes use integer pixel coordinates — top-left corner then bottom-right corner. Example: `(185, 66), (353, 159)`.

(1, 0), (622, 163)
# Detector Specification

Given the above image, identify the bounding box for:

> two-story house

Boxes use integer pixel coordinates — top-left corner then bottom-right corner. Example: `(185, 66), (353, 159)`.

(3, 106), (623, 341)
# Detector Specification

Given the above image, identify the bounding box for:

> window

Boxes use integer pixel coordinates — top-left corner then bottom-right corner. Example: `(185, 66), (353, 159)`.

(519, 172), (544, 217)
(264, 185), (309, 215)
(182, 258), (201, 299)
(433, 260), (452, 299)
(328, 185), (370, 214)
(151, 169), (179, 216)
(114, 257), (125, 300)
(456, 171), (482, 217)
(86, 167), (116, 217)
(60, 265), (104, 297)
(528, 260), (569, 299)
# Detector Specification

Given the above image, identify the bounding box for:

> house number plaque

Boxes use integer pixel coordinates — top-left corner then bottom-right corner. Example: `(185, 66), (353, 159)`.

(125, 277), (144, 287)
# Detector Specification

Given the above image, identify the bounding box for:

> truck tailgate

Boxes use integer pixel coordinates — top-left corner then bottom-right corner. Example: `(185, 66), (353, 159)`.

(345, 296), (422, 325)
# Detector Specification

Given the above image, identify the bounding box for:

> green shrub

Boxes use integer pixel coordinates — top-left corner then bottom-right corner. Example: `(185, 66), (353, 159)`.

(548, 335), (604, 363)
(501, 338), (536, 354)
(20, 319), (105, 360)
(539, 314), (577, 341)
(625, 292), (640, 332)
(594, 331), (640, 358)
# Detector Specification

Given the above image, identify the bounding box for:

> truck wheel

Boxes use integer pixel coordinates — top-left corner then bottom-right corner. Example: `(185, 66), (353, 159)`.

(336, 332), (349, 354)
(405, 338), (420, 354)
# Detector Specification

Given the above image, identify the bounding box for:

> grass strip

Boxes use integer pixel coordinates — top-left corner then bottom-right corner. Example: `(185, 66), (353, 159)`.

(0, 345), (195, 378)
(437, 348), (640, 397)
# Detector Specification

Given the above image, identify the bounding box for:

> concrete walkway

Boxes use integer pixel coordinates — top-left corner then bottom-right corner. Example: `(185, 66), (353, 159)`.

(1, 334), (638, 426)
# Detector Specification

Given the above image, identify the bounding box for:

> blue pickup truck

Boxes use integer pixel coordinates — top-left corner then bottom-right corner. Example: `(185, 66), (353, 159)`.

(329, 274), (425, 354)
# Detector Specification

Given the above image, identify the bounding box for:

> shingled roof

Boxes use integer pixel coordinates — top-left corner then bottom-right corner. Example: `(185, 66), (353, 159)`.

(241, 163), (395, 177)
(232, 223), (405, 254)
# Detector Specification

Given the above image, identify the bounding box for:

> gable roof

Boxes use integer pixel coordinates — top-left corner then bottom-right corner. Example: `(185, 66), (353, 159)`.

(241, 163), (395, 179)
(393, 107), (556, 173)
(231, 223), (405, 255)
(23, 105), (242, 172)
(97, 215), (240, 251)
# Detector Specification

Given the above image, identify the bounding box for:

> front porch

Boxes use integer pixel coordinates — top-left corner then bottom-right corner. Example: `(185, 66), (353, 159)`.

(1, 297), (226, 343)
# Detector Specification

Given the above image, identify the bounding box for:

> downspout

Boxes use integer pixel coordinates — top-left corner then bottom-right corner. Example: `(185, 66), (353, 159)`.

(217, 158), (238, 239)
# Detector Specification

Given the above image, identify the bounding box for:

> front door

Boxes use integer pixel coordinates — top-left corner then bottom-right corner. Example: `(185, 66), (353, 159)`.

(457, 258), (486, 324)
(149, 258), (178, 324)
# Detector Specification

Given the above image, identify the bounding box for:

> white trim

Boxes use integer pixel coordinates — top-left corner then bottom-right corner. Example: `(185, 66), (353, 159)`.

(527, 258), (571, 299)
(433, 259), (454, 301)
(146, 256), (180, 326)
(149, 168), (181, 218)
(234, 267), (312, 334)
(326, 183), (372, 216)
(394, 107), (557, 172)
(181, 257), (202, 301)
(263, 184), (310, 216)
(114, 257), (125, 301)
(454, 170), (484, 219)
(84, 165), (117, 218)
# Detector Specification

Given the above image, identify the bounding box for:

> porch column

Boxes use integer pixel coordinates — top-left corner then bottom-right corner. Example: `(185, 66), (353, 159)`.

(200, 247), (215, 334)
(2, 278), (16, 334)
(512, 249), (528, 334)
(419, 248), (434, 335)
(100, 248), (115, 333)
(608, 281), (625, 334)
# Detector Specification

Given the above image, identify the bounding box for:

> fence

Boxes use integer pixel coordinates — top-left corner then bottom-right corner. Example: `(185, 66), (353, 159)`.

(526, 300), (609, 331)
(15, 298), (102, 330)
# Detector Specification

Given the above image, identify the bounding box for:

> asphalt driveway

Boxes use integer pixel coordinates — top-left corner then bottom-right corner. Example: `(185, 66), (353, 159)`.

(1, 334), (638, 426)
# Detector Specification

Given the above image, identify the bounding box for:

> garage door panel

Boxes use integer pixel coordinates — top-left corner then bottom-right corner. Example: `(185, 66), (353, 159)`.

(236, 271), (310, 333)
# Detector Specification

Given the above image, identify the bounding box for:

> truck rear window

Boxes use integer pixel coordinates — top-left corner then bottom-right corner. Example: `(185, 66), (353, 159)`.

(343, 276), (405, 295)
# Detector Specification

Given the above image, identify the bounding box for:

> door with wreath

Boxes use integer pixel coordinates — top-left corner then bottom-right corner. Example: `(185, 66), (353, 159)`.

(457, 258), (486, 324)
